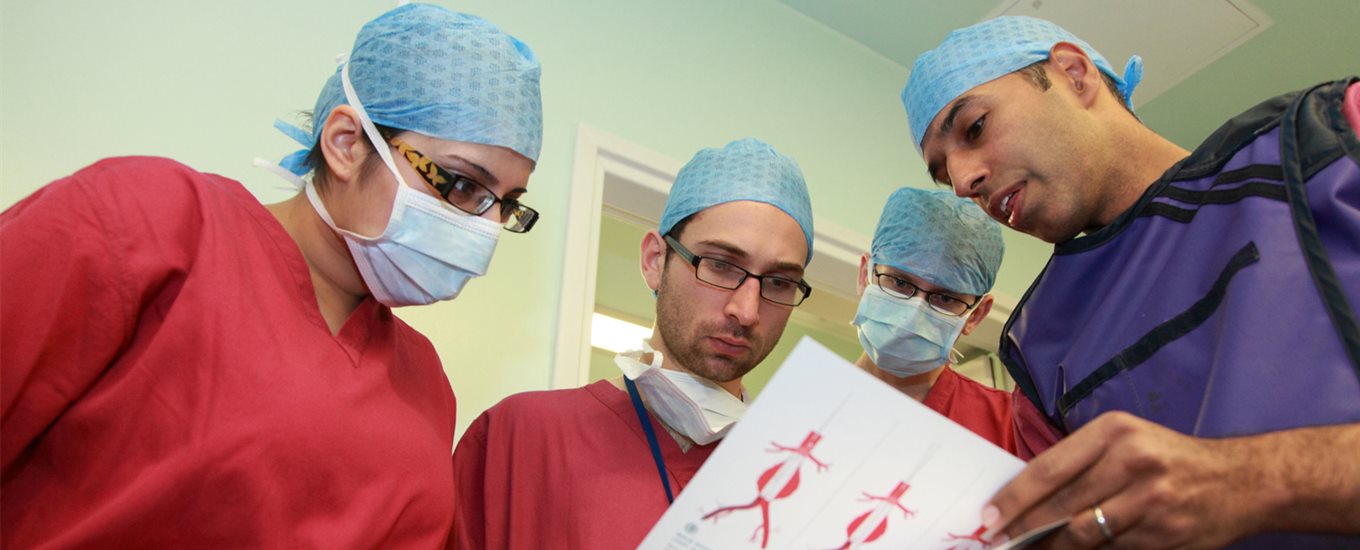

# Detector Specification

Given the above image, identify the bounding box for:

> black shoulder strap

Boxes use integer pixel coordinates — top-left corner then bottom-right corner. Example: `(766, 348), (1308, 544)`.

(1279, 79), (1360, 379)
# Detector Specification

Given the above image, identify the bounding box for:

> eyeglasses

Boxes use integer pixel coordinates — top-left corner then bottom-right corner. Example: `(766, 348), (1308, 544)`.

(664, 235), (812, 307)
(873, 271), (978, 316)
(391, 139), (539, 233)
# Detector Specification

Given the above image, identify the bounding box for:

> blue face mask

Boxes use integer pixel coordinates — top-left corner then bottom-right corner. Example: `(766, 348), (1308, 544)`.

(304, 180), (498, 307)
(852, 284), (968, 377)
(301, 61), (501, 307)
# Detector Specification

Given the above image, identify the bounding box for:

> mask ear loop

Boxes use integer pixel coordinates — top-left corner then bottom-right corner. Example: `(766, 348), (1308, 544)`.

(641, 338), (665, 369)
(251, 157), (308, 190)
(948, 346), (965, 365)
(340, 60), (408, 190)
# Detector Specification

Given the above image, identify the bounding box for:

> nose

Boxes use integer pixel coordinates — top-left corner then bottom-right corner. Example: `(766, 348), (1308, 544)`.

(946, 150), (988, 198)
(723, 276), (763, 327)
(479, 203), (505, 225)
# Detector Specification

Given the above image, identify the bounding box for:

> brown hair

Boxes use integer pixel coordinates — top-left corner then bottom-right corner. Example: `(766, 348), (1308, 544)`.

(1016, 61), (1134, 116)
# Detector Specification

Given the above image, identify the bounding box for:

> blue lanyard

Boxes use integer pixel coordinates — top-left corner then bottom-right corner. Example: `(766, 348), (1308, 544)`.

(624, 377), (675, 504)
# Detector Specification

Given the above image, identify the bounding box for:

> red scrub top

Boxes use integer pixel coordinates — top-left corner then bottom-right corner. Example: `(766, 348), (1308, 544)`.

(1, 157), (457, 547)
(1011, 388), (1065, 461)
(452, 380), (717, 549)
(922, 366), (1018, 455)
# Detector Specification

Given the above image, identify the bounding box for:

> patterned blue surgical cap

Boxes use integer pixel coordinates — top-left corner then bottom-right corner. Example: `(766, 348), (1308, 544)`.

(277, 3), (542, 174)
(871, 188), (1004, 296)
(658, 138), (815, 264)
(901, 16), (1142, 153)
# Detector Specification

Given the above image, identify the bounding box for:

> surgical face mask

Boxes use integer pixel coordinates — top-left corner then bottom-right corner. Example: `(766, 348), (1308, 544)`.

(303, 62), (501, 307)
(615, 341), (747, 445)
(853, 284), (968, 378)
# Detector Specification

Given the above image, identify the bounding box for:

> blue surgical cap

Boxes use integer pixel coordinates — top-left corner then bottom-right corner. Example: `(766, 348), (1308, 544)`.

(658, 138), (815, 263)
(276, 3), (542, 174)
(901, 16), (1142, 152)
(871, 188), (1003, 296)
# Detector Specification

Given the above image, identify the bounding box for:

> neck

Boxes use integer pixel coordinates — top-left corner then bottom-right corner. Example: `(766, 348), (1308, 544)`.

(712, 379), (743, 399)
(1091, 121), (1192, 229)
(265, 193), (368, 335)
(855, 352), (943, 403)
(648, 334), (744, 399)
(607, 376), (697, 452)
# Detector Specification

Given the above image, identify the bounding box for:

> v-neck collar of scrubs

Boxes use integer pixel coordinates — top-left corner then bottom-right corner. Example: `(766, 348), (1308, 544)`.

(236, 190), (382, 367)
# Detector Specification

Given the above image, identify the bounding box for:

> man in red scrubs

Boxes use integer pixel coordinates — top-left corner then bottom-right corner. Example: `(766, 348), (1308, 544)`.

(850, 187), (1016, 454)
(452, 138), (815, 549)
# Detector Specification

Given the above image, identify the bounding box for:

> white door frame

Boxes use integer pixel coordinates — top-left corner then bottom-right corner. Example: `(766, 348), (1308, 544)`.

(551, 125), (682, 389)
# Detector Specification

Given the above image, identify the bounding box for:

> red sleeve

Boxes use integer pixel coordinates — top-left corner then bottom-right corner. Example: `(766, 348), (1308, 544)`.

(1011, 388), (1064, 461)
(1, 164), (139, 472)
(451, 413), (493, 550)
(1, 158), (201, 473)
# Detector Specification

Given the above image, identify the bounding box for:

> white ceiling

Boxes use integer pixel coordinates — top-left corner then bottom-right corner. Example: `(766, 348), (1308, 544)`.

(779, 0), (1273, 108)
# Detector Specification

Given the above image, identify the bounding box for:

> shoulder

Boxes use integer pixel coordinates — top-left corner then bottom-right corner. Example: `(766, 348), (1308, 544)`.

(1177, 79), (1354, 179)
(31, 156), (251, 229)
(6, 156), (261, 258)
(947, 366), (1014, 403)
(69, 156), (240, 197)
(457, 385), (598, 457)
(485, 384), (601, 418)
(390, 314), (440, 360)
(108, 156), (249, 206)
(469, 381), (620, 436)
(79, 155), (207, 177)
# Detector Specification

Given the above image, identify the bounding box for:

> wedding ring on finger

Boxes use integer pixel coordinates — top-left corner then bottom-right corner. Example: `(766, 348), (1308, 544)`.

(1092, 505), (1115, 542)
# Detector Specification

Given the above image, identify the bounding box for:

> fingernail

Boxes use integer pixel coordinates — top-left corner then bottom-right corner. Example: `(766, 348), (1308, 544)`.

(981, 505), (1001, 529)
(990, 533), (1010, 545)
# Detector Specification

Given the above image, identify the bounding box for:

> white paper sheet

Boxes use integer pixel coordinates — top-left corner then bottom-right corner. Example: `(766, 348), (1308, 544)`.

(639, 337), (1025, 550)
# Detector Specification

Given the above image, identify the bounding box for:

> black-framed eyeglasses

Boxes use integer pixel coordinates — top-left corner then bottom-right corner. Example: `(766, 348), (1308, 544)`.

(391, 139), (539, 233)
(664, 235), (812, 307)
(873, 270), (978, 316)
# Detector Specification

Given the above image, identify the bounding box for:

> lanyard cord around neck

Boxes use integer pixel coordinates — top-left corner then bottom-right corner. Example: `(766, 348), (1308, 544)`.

(624, 377), (675, 504)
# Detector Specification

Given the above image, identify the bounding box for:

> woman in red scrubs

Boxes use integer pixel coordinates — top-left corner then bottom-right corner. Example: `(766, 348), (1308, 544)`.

(0, 4), (542, 546)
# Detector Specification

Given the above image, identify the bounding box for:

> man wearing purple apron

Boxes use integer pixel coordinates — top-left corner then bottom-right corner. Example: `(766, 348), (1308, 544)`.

(901, 16), (1360, 549)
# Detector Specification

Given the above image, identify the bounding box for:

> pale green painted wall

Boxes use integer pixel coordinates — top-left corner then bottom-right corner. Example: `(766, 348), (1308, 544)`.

(8, 1), (1347, 442)
(0, 0), (927, 440)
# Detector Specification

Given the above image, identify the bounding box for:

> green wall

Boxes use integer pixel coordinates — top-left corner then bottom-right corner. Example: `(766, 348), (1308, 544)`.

(11, 1), (1341, 440)
(1137, 0), (1360, 148)
(0, 0), (930, 439)
(7, 0), (1349, 443)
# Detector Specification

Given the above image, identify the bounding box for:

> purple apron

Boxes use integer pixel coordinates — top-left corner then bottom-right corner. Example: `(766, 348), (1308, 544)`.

(1001, 79), (1360, 548)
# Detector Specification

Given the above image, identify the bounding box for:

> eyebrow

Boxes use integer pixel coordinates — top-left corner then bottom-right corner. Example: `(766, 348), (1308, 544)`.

(880, 268), (971, 298)
(937, 95), (975, 138)
(696, 238), (805, 276)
